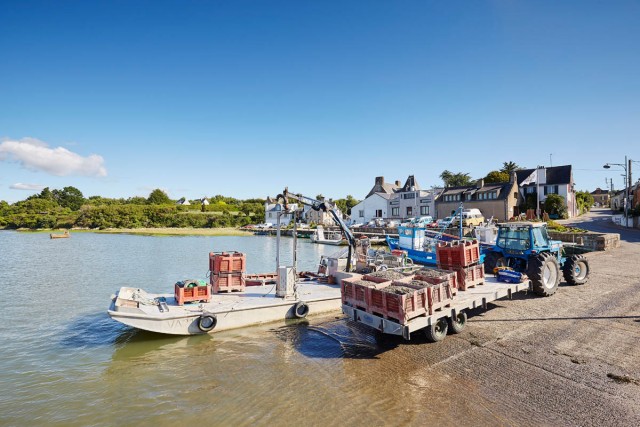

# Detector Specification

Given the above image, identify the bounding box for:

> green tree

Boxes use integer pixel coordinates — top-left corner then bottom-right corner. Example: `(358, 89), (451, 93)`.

(500, 161), (523, 175)
(543, 194), (568, 219)
(147, 189), (172, 205)
(484, 171), (510, 184)
(440, 170), (473, 187)
(52, 186), (85, 210)
(334, 195), (359, 216)
(576, 191), (595, 215)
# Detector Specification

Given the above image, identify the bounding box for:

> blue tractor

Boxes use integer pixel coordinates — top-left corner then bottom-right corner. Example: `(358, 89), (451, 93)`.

(483, 222), (590, 296)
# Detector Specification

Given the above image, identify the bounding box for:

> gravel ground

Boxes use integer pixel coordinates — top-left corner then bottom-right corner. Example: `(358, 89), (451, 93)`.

(397, 240), (640, 426)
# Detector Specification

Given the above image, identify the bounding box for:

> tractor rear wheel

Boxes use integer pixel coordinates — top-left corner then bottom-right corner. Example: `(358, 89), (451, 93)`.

(528, 253), (560, 297)
(562, 255), (590, 285)
(484, 251), (506, 274)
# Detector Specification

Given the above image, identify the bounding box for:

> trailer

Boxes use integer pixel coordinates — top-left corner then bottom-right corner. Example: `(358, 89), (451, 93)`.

(342, 276), (531, 342)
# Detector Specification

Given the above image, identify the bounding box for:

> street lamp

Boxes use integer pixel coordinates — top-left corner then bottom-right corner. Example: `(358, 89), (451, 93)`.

(603, 156), (630, 226)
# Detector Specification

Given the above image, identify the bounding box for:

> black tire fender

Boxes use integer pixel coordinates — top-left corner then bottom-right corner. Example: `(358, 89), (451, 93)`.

(197, 313), (217, 332)
(294, 301), (310, 318)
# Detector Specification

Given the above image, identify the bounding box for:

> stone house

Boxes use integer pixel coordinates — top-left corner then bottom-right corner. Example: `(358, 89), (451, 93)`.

(590, 188), (610, 207)
(435, 174), (520, 221)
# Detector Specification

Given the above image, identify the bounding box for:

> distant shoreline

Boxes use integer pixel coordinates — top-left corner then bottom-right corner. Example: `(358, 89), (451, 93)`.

(10, 227), (254, 237)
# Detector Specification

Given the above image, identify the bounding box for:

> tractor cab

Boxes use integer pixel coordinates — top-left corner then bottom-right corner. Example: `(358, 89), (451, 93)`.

(495, 222), (562, 256)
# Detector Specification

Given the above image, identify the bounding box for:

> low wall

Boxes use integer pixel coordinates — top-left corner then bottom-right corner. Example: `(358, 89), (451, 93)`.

(548, 231), (620, 251)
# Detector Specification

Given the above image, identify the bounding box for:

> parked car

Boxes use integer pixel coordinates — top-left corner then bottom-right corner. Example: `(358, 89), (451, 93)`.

(437, 216), (455, 228)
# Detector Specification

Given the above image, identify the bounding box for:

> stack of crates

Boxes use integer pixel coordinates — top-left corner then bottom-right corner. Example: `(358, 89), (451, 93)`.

(209, 251), (246, 293)
(436, 240), (484, 291)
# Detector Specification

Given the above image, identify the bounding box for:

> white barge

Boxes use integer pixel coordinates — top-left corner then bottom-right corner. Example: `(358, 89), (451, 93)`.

(108, 280), (344, 335)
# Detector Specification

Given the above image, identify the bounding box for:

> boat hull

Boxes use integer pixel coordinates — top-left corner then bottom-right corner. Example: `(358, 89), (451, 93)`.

(386, 237), (437, 265)
(108, 282), (342, 335)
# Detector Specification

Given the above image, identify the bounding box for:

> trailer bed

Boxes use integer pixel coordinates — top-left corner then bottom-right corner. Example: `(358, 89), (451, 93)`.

(342, 276), (531, 340)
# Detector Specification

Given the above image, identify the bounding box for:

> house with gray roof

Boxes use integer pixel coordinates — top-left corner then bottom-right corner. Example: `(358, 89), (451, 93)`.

(516, 165), (577, 218)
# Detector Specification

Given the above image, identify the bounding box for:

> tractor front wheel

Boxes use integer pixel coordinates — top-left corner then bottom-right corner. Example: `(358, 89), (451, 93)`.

(562, 255), (590, 285)
(528, 253), (560, 297)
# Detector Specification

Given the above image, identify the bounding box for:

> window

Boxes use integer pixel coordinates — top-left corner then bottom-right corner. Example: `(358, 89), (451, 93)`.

(403, 193), (416, 199)
(268, 213), (272, 218)
(359, 210), (364, 218)
(420, 206), (429, 215)
(406, 206), (413, 216)
(545, 185), (558, 195)
(526, 186), (536, 194)
(392, 207), (399, 216)
(375, 209), (382, 218)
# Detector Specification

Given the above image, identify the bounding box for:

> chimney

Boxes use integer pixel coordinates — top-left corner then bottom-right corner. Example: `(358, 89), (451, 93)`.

(477, 179), (484, 189)
(375, 176), (384, 185)
(395, 180), (401, 187)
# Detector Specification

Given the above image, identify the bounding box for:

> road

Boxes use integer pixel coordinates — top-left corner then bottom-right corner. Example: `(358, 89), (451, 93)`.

(558, 207), (640, 243)
(354, 208), (640, 426)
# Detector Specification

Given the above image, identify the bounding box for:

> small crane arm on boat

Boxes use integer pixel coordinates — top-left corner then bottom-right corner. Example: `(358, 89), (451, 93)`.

(276, 188), (356, 272)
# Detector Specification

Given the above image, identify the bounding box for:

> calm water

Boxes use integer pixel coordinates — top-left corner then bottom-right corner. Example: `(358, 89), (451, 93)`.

(0, 231), (500, 426)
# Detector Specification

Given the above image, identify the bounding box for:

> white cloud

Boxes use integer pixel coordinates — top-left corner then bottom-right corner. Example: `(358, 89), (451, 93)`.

(10, 183), (46, 191)
(0, 137), (107, 177)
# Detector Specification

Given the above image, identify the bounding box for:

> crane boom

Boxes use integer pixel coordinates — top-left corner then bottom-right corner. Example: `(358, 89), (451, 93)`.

(276, 188), (356, 272)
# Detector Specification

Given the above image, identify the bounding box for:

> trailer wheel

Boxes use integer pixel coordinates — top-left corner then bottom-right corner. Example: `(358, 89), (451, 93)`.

(424, 318), (449, 342)
(448, 311), (467, 334)
(528, 253), (560, 297)
(484, 251), (506, 274)
(562, 255), (590, 285)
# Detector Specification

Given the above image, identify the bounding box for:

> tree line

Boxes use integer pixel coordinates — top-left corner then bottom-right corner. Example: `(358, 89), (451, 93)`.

(0, 187), (363, 230)
(0, 187), (268, 230)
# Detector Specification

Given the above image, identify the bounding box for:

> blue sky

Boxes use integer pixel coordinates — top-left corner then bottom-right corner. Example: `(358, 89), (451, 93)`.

(1, 0), (639, 203)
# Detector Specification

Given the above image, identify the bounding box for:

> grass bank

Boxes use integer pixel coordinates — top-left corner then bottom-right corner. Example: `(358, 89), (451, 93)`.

(95, 227), (253, 236)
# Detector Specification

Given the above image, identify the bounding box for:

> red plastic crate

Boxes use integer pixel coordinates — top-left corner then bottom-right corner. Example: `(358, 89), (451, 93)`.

(424, 282), (453, 315)
(367, 283), (429, 325)
(414, 268), (458, 296)
(209, 251), (246, 274)
(175, 283), (212, 305)
(437, 262), (485, 291)
(341, 277), (390, 308)
(436, 240), (480, 267)
(211, 272), (246, 293)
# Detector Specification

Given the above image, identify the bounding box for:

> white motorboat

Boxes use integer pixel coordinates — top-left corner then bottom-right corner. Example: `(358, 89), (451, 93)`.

(310, 225), (346, 245)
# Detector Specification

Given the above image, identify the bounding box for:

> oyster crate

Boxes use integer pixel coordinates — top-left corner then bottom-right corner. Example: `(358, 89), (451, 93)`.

(211, 272), (246, 293)
(437, 262), (485, 291)
(367, 281), (429, 325)
(436, 240), (480, 267)
(362, 270), (414, 284)
(414, 267), (458, 296)
(341, 276), (390, 309)
(209, 251), (247, 274)
(424, 281), (453, 314)
(175, 282), (212, 305)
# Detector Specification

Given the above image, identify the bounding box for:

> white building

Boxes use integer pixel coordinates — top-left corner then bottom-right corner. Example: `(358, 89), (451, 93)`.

(350, 193), (393, 224)
(264, 201), (300, 226)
